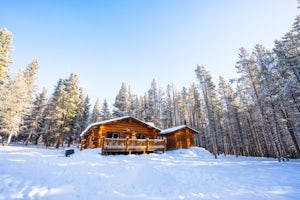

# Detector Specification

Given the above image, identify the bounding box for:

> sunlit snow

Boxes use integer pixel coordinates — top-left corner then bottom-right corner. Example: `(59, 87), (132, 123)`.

(1, 145), (300, 200)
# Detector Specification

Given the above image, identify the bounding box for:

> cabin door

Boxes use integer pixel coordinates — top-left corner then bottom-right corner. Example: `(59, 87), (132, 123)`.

(181, 130), (188, 148)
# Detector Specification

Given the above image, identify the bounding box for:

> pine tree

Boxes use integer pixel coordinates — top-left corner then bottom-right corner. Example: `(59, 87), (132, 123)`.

(56, 73), (81, 148)
(162, 84), (176, 128)
(20, 60), (40, 141)
(1, 70), (27, 145)
(101, 99), (111, 120)
(113, 82), (130, 117)
(69, 89), (90, 146)
(187, 83), (203, 130)
(23, 88), (48, 145)
(132, 96), (143, 119)
(273, 14), (300, 157)
(43, 78), (65, 147)
(235, 47), (286, 160)
(171, 84), (181, 126)
(146, 79), (164, 127)
(0, 58), (39, 146)
(127, 86), (136, 117)
(179, 87), (188, 125)
(187, 83), (205, 147)
(43, 73), (82, 148)
(218, 77), (242, 156)
(142, 93), (149, 122)
(0, 28), (13, 85)
(0, 29), (13, 143)
(195, 65), (222, 158)
(90, 98), (101, 123)
(80, 93), (90, 130)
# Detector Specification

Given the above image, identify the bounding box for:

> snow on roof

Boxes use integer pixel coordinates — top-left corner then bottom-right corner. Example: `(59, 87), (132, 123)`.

(80, 116), (160, 137)
(146, 122), (155, 127)
(159, 125), (199, 135)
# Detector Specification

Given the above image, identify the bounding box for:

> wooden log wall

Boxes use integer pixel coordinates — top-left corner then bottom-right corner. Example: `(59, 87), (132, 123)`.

(81, 118), (159, 150)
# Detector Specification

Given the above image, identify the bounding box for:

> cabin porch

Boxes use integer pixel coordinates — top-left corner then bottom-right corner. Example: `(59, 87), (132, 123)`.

(101, 137), (167, 155)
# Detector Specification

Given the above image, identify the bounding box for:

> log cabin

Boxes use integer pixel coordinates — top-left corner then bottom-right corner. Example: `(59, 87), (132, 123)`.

(80, 116), (166, 154)
(158, 125), (199, 150)
(80, 116), (200, 154)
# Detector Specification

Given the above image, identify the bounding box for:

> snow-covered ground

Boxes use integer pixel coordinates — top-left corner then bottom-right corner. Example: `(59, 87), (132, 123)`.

(1, 145), (300, 200)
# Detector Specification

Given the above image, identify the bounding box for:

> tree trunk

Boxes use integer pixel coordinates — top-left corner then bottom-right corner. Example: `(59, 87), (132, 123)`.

(24, 132), (33, 145)
(67, 136), (73, 147)
(6, 133), (13, 146)
(55, 133), (63, 148)
(280, 108), (300, 158)
(34, 134), (41, 145)
(44, 135), (50, 147)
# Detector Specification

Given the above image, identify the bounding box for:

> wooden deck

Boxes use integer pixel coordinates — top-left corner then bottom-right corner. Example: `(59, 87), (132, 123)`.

(101, 137), (167, 155)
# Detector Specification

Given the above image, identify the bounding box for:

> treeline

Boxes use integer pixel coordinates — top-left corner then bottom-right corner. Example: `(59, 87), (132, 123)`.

(0, 8), (299, 159)
(0, 29), (90, 148)
(108, 12), (300, 159)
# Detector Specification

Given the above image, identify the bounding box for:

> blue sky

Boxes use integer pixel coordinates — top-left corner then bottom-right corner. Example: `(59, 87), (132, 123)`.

(1, 0), (298, 106)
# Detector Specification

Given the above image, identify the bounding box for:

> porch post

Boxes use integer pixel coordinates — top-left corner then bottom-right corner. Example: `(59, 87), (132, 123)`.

(146, 138), (149, 152)
(101, 136), (105, 155)
(126, 137), (129, 152)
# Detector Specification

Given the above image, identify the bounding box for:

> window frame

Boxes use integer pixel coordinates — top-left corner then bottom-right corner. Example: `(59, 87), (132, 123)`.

(106, 132), (119, 138)
(136, 134), (147, 139)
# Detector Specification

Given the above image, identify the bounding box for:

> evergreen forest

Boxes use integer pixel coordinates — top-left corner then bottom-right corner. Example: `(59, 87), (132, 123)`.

(0, 6), (299, 161)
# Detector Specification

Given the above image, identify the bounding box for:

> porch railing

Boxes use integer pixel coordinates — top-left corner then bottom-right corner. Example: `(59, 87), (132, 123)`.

(101, 137), (166, 154)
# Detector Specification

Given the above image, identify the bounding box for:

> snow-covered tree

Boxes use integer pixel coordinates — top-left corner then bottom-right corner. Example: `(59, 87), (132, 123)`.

(131, 96), (143, 119)
(0, 59), (39, 146)
(126, 86), (135, 117)
(42, 73), (83, 148)
(186, 83), (205, 147)
(20, 60), (40, 133)
(113, 82), (130, 117)
(69, 89), (90, 145)
(273, 14), (300, 154)
(234, 46), (287, 160)
(145, 79), (164, 128)
(187, 83), (203, 131)
(42, 78), (64, 147)
(218, 76), (242, 156)
(0, 29), (13, 143)
(57, 73), (81, 148)
(162, 84), (175, 128)
(178, 87), (188, 125)
(101, 99), (111, 120)
(1, 70), (27, 145)
(90, 98), (101, 123)
(0, 28), (13, 85)
(195, 65), (222, 158)
(23, 88), (48, 145)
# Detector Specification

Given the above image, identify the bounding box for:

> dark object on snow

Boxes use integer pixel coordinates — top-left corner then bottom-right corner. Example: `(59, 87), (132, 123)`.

(65, 149), (75, 157)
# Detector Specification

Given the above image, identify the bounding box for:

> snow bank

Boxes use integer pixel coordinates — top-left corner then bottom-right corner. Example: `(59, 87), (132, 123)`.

(167, 147), (214, 158)
(1, 145), (300, 200)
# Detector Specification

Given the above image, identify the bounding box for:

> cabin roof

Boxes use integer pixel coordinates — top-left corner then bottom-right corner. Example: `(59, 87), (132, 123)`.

(80, 116), (160, 137)
(159, 125), (199, 135)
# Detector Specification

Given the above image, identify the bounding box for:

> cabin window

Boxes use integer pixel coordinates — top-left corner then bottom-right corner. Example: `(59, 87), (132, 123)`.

(136, 134), (147, 139)
(107, 132), (119, 138)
